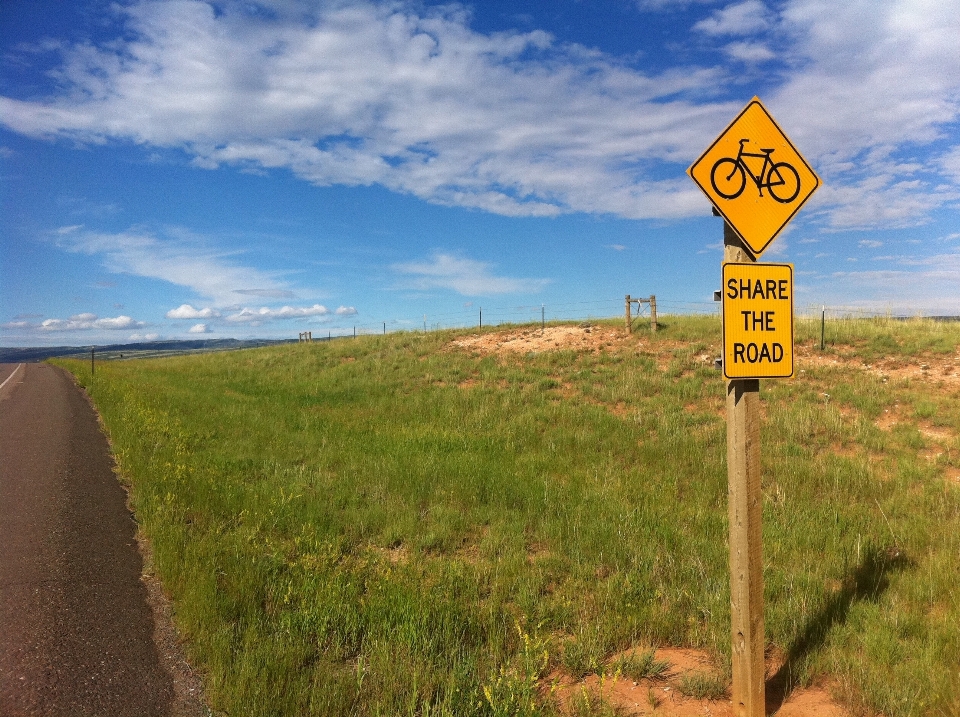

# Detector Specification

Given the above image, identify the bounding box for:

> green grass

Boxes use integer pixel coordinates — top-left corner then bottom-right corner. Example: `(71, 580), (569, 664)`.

(55, 316), (960, 716)
(611, 650), (670, 682)
(676, 671), (727, 700)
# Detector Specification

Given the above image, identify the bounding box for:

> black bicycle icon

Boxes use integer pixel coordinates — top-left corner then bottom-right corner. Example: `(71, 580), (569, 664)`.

(710, 139), (801, 203)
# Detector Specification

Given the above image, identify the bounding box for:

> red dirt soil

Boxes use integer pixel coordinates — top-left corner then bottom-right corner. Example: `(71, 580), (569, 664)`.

(551, 647), (849, 717)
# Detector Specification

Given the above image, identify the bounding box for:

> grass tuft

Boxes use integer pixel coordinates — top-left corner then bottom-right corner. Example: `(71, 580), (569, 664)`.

(676, 671), (727, 700)
(611, 649), (670, 682)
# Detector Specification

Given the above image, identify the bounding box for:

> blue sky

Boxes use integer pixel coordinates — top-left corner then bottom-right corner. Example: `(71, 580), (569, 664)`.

(2, 0), (960, 346)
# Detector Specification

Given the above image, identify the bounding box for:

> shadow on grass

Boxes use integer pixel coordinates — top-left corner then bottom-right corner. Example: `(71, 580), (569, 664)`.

(765, 545), (913, 714)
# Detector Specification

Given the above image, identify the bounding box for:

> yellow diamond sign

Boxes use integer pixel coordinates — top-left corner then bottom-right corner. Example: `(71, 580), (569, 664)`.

(688, 97), (820, 256)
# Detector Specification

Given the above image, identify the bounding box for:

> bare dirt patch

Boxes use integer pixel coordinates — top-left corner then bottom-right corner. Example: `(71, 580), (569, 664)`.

(796, 344), (960, 387)
(875, 407), (957, 445)
(370, 543), (409, 565)
(830, 443), (860, 459)
(551, 647), (849, 716)
(919, 422), (955, 444)
(449, 325), (625, 356)
(447, 327), (719, 380)
(875, 404), (904, 431)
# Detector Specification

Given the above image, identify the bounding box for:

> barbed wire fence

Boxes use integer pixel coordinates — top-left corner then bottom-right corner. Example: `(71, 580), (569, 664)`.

(304, 298), (957, 340)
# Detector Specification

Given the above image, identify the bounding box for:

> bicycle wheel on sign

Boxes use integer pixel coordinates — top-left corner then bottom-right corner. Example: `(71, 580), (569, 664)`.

(710, 158), (746, 200)
(767, 162), (801, 203)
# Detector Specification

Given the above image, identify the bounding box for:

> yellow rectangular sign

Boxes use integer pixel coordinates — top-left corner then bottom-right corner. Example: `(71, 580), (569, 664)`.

(722, 263), (794, 379)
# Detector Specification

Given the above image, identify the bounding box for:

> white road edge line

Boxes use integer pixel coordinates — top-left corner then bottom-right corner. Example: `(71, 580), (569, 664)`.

(0, 363), (23, 391)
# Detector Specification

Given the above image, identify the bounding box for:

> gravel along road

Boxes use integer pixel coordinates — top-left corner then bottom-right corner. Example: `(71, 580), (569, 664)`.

(0, 363), (206, 717)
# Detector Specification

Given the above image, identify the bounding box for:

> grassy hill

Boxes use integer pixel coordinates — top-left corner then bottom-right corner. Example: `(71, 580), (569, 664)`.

(56, 316), (960, 716)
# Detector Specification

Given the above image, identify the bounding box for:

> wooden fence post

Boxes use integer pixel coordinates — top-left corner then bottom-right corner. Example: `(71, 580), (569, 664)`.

(625, 294), (632, 335)
(649, 295), (658, 332)
(723, 219), (765, 717)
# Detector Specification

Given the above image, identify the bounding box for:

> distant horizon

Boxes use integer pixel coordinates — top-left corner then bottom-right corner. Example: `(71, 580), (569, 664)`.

(8, 309), (960, 354)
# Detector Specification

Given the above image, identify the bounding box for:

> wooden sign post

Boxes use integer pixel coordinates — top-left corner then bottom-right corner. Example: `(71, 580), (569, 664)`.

(689, 98), (820, 717)
(723, 221), (765, 716)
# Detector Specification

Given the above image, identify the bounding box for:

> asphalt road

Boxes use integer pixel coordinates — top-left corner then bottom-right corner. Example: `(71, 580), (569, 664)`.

(0, 363), (188, 716)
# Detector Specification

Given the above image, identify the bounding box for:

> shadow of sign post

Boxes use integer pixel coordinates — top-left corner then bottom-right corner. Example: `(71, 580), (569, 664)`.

(765, 546), (912, 713)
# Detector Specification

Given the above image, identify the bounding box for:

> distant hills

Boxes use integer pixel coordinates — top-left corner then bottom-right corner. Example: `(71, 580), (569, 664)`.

(0, 338), (301, 363)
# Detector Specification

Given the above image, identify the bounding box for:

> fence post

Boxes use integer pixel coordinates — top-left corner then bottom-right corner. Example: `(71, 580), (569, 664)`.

(91, 346), (95, 376)
(821, 306), (825, 351)
(625, 295), (632, 335)
(650, 295), (658, 332)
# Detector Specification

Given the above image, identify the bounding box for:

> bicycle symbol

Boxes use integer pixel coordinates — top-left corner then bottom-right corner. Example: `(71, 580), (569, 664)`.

(709, 139), (801, 203)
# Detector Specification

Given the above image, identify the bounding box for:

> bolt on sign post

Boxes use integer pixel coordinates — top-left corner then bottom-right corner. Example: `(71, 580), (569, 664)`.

(688, 97), (819, 717)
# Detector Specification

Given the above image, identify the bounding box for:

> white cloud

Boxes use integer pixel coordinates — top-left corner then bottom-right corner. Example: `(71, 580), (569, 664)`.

(723, 41), (775, 62)
(693, 1), (773, 35)
(39, 314), (145, 331)
(813, 252), (960, 313)
(0, 0), (734, 220)
(225, 304), (330, 323)
(771, 0), (960, 167)
(130, 333), (161, 341)
(188, 323), (212, 333)
(55, 226), (292, 306)
(940, 145), (960, 181)
(859, 239), (883, 248)
(335, 306), (358, 315)
(166, 303), (221, 319)
(1, 321), (31, 330)
(0, 0), (958, 230)
(393, 253), (549, 295)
